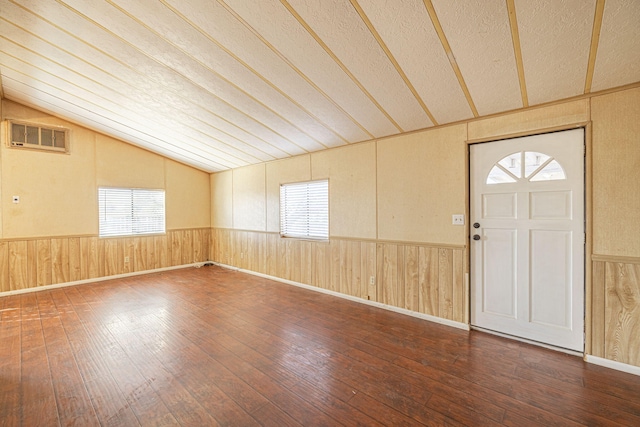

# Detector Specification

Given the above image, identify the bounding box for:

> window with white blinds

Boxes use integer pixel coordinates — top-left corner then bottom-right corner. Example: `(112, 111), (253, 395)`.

(280, 180), (328, 240)
(98, 187), (165, 237)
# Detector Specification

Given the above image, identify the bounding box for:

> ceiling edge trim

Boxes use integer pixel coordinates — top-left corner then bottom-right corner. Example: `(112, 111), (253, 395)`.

(349, 0), (438, 126)
(217, 0), (375, 139)
(280, 0), (404, 133)
(423, 0), (479, 118)
(584, 0), (606, 94)
(211, 80), (640, 175)
(506, 0), (528, 108)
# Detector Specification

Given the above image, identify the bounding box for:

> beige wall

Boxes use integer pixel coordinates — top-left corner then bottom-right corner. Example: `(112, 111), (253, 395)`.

(233, 163), (266, 231)
(165, 159), (211, 230)
(266, 155), (311, 232)
(312, 143), (376, 239)
(209, 97), (596, 248)
(1, 100), (211, 239)
(591, 88), (640, 258)
(377, 124), (467, 245)
(210, 170), (233, 229)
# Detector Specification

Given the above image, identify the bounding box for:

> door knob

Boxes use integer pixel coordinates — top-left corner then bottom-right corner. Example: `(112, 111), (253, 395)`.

(473, 222), (480, 229)
(473, 234), (481, 241)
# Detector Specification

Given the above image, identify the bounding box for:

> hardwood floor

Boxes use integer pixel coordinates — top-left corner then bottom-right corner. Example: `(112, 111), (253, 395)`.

(1, 266), (639, 426)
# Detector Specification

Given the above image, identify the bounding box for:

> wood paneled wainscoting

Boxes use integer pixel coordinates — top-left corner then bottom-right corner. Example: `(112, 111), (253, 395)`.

(0, 228), (211, 294)
(211, 228), (467, 325)
(591, 255), (640, 368)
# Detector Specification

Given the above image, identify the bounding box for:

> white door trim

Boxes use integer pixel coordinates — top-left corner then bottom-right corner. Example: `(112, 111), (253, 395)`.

(469, 128), (586, 352)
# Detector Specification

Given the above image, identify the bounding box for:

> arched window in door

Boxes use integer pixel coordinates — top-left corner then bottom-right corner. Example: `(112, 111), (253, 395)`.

(486, 151), (566, 184)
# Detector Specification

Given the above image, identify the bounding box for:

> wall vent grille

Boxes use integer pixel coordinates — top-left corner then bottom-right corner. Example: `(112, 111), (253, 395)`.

(9, 121), (68, 152)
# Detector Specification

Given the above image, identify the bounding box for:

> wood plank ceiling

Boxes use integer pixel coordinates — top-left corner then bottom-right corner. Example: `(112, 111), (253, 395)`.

(0, 0), (639, 172)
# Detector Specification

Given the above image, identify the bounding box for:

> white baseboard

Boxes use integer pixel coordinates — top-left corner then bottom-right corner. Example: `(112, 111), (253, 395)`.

(0, 262), (206, 297)
(214, 262), (470, 331)
(585, 355), (640, 376)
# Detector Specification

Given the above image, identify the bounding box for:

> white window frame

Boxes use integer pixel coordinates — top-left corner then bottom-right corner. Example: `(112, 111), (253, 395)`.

(98, 187), (165, 238)
(280, 179), (329, 240)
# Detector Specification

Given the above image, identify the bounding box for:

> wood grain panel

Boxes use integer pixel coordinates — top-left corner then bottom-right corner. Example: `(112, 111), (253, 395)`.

(592, 260), (606, 357)
(605, 262), (640, 367)
(330, 239), (341, 292)
(397, 245), (405, 308)
(312, 242), (329, 289)
(97, 238), (106, 278)
(9, 241), (28, 291)
(290, 240), (301, 283)
(300, 240), (312, 286)
(27, 240), (37, 289)
(253, 231), (264, 273)
(276, 237), (288, 281)
(339, 240), (350, 295)
(203, 229), (211, 262)
(68, 238), (82, 282)
(171, 231), (182, 267)
(0, 229), (210, 295)
(229, 229), (237, 266)
(210, 229), (467, 326)
(221, 228), (230, 265)
(404, 245), (419, 312)
(224, 228), (232, 265)
(154, 235), (168, 269)
(419, 247), (439, 316)
(210, 228), (218, 262)
(364, 242), (376, 301)
(452, 249), (465, 323)
(104, 239), (118, 277)
(209, 228), (220, 262)
(245, 232), (257, 272)
(145, 236), (155, 267)
(122, 238), (134, 274)
(181, 229), (194, 265)
(257, 232), (267, 274)
(193, 229), (202, 263)
(233, 230), (246, 269)
(382, 244), (398, 306)
(79, 237), (89, 279)
(375, 242), (384, 303)
(37, 239), (52, 287)
(86, 237), (99, 279)
(350, 240), (362, 298)
(438, 249), (453, 320)
(266, 233), (277, 277)
(133, 237), (147, 272)
(51, 238), (69, 284)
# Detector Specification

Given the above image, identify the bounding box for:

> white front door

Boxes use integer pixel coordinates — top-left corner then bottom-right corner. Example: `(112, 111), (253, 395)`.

(470, 129), (584, 352)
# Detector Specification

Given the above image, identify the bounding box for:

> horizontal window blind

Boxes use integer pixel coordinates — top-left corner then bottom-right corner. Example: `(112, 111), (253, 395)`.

(280, 180), (328, 240)
(99, 187), (165, 237)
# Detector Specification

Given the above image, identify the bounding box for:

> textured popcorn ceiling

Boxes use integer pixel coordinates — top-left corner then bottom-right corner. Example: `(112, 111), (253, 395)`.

(516, 0), (595, 106)
(0, 0), (638, 172)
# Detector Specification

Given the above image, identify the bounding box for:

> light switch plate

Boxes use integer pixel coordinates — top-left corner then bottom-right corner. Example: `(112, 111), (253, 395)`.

(12, 196), (19, 204)
(452, 214), (465, 225)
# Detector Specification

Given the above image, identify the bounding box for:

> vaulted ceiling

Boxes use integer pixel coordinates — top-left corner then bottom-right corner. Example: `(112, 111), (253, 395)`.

(1, 0), (639, 172)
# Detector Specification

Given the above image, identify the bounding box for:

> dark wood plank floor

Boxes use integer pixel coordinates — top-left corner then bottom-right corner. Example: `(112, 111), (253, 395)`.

(1, 266), (640, 426)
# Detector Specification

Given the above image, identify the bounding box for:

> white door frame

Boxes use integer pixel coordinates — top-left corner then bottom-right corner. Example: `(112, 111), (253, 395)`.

(467, 128), (587, 353)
